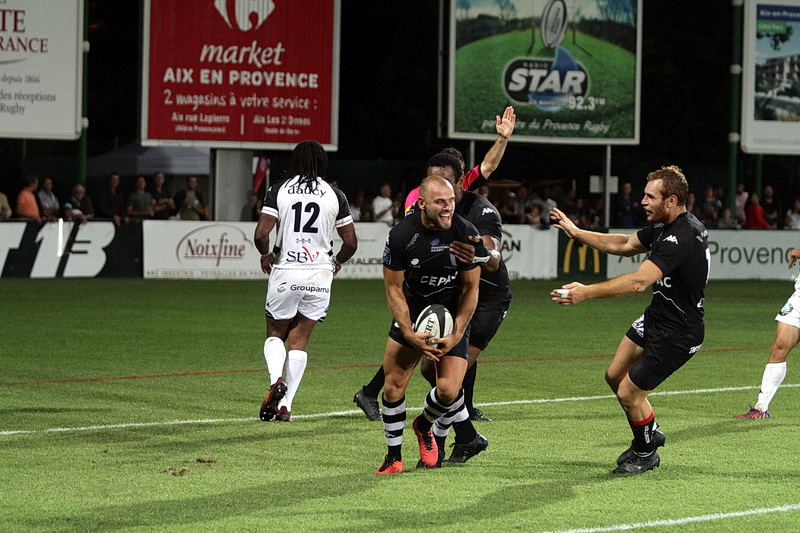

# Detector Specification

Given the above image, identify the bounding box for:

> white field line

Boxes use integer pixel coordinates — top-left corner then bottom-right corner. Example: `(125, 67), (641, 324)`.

(2, 383), (799, 437)
(542, 503), (800, 533)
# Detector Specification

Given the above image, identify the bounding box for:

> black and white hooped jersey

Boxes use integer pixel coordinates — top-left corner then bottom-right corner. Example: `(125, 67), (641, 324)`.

(383, 210), (484, 316)
(637, 211), (709, 333)
(261, 176), (353, 270)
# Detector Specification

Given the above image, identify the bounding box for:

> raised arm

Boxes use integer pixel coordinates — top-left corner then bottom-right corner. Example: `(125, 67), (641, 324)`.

(479, 106), (516, 180)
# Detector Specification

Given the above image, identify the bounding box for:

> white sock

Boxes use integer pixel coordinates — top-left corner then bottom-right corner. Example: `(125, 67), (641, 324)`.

(281, 350), (308, 411)
(755, 362), (787, 412)
(263, 337), (286, 385)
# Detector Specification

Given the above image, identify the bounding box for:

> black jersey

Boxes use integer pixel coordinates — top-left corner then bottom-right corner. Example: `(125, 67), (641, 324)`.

(454, 190), (511, 302)
(383, 210), (484, 316)
(637, 211), (709, 340)
(407, 190), (511, 302)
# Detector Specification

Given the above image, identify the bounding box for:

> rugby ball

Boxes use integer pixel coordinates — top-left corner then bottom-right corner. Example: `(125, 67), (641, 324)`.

(541, 0), (568, 49)
(413, 304), (454, 346)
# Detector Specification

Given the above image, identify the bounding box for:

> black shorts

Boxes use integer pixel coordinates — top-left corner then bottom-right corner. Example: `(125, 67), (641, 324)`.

(388, 321), (471, 360)
(625, 315), (703, 391)
(469, 297), (510, 351)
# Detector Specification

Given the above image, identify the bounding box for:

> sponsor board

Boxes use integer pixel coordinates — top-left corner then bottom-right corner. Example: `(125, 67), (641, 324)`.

(141, 0), (340, 149)
(0, 0), (84, 139)
(0, 220), (140, 278)
(606, 228), (799, 280)
(741, 0), (800, 154)
(449, 0), (641, 144)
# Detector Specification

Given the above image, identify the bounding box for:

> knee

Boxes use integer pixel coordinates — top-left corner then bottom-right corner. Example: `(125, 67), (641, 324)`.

(435, 383), (459, 404)
(605, 370), (620, 392)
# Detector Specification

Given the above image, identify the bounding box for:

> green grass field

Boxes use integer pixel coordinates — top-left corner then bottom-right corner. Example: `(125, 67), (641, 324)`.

(2, 278), (799, 532)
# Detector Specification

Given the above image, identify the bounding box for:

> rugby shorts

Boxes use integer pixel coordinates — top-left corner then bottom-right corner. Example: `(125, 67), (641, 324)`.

(265, 267), (334, 322)
(776, 290), (800, 329)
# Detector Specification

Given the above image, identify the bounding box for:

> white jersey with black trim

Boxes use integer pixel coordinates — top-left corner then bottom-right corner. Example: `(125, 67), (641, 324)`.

(261, 175), (353, 270)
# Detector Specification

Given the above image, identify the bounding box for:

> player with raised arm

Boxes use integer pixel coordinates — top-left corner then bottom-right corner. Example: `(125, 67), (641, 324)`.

(550, 165), (709, 474)
(254, 140), (357, 422)
(403, 106), (516, 214)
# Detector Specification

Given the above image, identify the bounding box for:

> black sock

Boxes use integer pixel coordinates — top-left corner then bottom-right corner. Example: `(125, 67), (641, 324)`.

(630, 411), (656, 455)
(463, 363), (477, 410)
(362, 366), (385, 397)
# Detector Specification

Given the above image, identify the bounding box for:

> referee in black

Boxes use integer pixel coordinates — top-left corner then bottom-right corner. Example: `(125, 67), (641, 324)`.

(549, 165), (709, 474)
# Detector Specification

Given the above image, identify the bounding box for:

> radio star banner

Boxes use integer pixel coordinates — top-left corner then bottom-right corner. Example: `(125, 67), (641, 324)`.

(448, 0), (641, 144)
(141, 0), (340, 150)
(0, 0), (83, 140)
(741, 0), (800, 154)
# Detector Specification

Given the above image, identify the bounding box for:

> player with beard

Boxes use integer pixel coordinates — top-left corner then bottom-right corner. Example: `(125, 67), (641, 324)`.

(357, 152), (511, 466)
(375, 176), (486, 474)
(550, 165), (709, 474)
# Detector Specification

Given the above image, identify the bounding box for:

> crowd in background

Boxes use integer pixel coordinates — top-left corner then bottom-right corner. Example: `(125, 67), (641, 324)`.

(342, 177), (800, 231)
(0, 171), (207, 226)
(5, 170), (800, 232)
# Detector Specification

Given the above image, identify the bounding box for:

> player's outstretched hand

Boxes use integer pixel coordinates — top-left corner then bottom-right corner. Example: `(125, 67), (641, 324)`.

(549, 207), (579, 237)
(450, 235), (480, 264)
(551, 282), (587, 306)
(497, 106), (516, 139)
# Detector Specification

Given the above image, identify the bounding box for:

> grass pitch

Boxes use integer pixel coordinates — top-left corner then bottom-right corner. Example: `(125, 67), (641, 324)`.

(1, 278), (798, 531)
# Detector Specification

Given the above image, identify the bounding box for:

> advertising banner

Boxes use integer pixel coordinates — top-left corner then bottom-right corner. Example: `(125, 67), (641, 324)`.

(741, 0), (800, 154)
(606, 228), (799, 281)
(142, 221), (558, 280)
(448, 0), (641, 144)
(0, 0), (83, 139)
(141, 0), (339, 150)
(0, 221), (141, 278)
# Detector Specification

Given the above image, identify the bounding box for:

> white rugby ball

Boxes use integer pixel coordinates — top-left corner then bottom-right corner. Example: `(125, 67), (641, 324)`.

(541, 0), (568, 49)
(413, 304), (454, 347)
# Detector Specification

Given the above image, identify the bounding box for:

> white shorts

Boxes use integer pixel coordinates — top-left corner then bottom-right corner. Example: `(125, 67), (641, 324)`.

(266, 267), (334, 322)
(776, 290), (800, 329)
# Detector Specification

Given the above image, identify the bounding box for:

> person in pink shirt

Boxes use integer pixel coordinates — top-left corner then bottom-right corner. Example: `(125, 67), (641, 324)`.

(404, 106), (516, 213)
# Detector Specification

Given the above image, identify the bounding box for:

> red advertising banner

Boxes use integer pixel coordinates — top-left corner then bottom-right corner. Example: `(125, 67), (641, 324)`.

(141, 0), (339, 149)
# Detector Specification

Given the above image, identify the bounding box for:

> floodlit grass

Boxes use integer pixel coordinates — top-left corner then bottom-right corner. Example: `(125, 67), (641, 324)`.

(1, 278), (799, 531)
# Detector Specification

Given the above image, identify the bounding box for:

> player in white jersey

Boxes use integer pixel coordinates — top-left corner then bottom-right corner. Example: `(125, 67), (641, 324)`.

(254, 140), (358, 422)
(736, 248), (800, 419)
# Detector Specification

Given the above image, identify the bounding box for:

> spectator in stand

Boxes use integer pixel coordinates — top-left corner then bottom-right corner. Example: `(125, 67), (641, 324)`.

(761, 184), (780, 229)
(686, 192), (701, 220)
(784, 197), (800, 230)
(0, 191), (12, 219)
(525, 202), (545, 227)
(615, 181), (637, 227)
(516, 184), (533, 217)
(498, 189), (522, 224)
(96, 172), (124, 226)
(15, 174), (41, 222)
(351, 190), (367, 222)
(744, 192), (769, 229)
(174, 175), (207, 220)
(716, 207), (738, 229)
(372, 182), (398, 226)
(699, 185), (722, 228)
(149, 171), (175, 220)
(126, 175), (155, 220)
(37, 177), (60, 221)
(735, 183), (749, 228)
(63, 184), (95, 223)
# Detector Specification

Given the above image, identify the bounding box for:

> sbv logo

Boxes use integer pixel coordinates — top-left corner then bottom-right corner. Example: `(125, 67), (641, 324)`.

(214, 0), (275, 31)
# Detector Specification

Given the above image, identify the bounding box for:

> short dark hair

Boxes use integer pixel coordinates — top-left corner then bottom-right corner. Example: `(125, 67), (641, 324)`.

(426, 152), (463, 180)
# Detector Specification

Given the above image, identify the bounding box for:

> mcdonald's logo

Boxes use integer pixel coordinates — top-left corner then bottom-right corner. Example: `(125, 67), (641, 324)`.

(562, 238), (601, 274)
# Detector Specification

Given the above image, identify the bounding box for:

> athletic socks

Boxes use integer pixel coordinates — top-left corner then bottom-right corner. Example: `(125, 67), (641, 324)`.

(381, 395), (406, 459)
(756, 362), (787, 412)
(418, 388), (454, 432)
(630, 410), (657, 455)
(263, 337), (286, 385)
(462, 362), (477, 410)
(282, 349), (307, 411)
(362, 366), (386, 398)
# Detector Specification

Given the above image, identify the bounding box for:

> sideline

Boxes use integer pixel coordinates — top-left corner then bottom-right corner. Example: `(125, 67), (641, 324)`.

(2, 383), (797, 437)
(542, 503), (800, 533)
